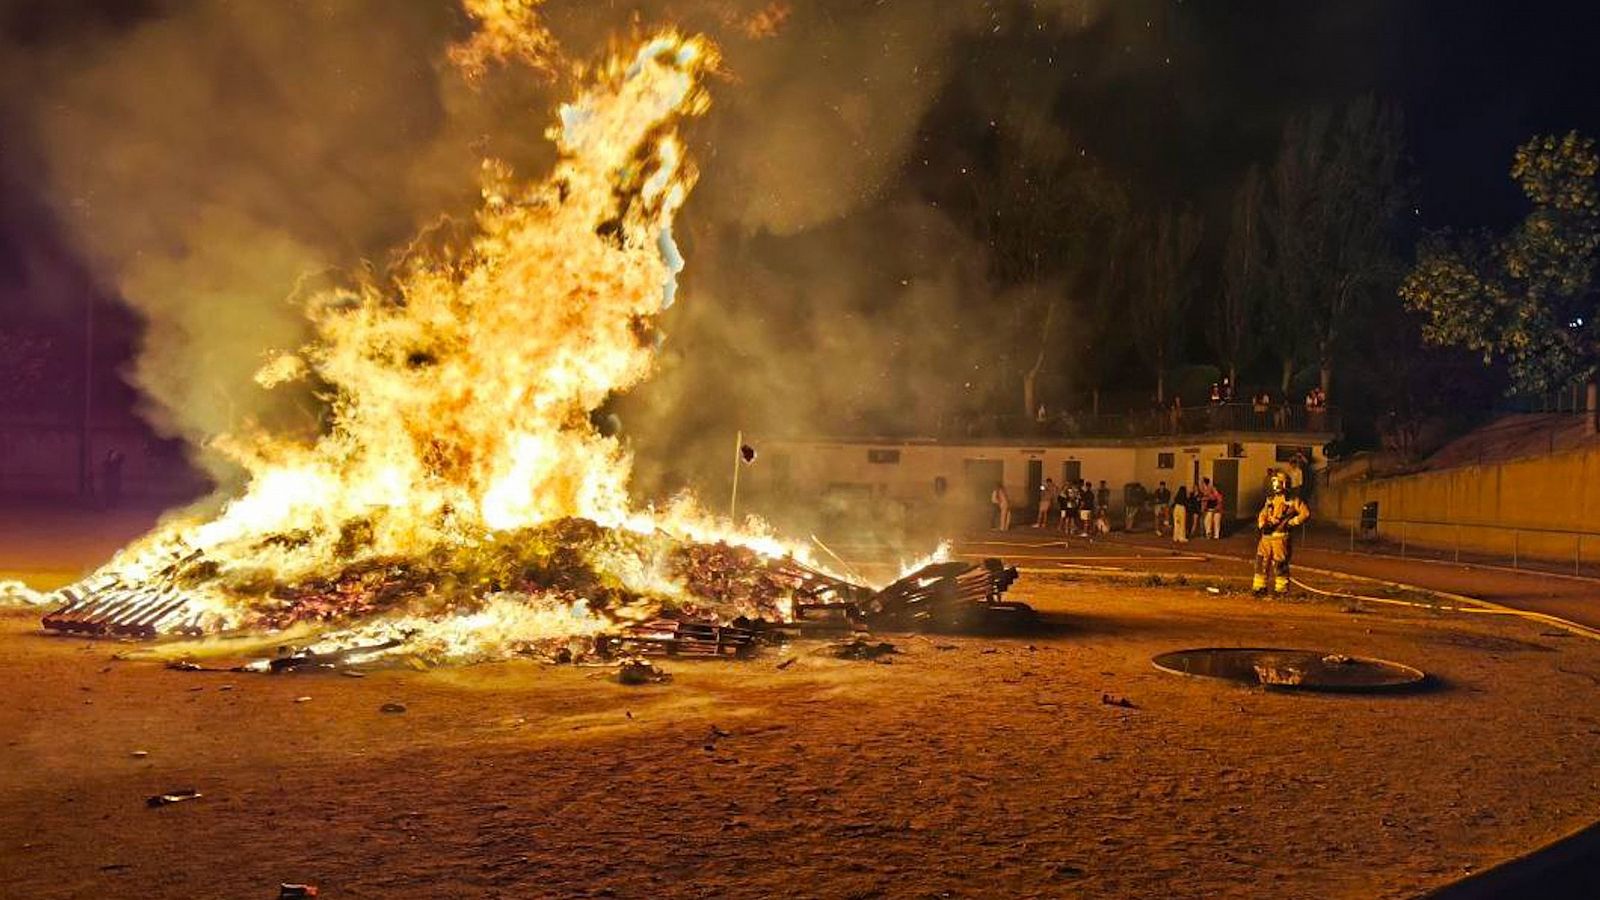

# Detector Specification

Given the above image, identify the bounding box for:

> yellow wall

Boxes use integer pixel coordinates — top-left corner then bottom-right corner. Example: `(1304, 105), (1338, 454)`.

(1322, 446), (1600, 560)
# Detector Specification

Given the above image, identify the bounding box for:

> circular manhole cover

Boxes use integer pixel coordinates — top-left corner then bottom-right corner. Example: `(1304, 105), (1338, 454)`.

(1152, 648), (1426, 693)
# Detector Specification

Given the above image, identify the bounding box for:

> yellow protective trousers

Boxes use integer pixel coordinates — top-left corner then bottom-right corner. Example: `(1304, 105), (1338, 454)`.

(1253, 532), (1292, 592)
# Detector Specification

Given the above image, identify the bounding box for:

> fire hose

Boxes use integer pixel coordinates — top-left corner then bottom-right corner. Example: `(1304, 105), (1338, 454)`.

(1288, 577), (1600, 643)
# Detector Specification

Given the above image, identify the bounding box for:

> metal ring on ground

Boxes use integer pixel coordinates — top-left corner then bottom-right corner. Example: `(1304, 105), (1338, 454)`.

(1152, 647), (1427, 693)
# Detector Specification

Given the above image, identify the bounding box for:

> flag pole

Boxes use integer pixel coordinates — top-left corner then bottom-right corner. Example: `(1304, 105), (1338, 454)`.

(729, 429), (743, 522)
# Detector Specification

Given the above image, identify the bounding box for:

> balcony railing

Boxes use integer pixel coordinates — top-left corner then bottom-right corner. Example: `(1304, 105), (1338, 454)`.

(945, 403), (1340, 440)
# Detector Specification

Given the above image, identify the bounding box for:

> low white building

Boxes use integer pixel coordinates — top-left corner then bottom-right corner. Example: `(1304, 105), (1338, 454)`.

(741, 431), (1327, 538)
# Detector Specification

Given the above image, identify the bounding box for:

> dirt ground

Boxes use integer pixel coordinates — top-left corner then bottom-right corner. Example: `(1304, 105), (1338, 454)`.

(6, 575), (1600, 899)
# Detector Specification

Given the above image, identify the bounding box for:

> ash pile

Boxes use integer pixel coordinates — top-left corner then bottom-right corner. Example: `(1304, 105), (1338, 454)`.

(39, 518), (1026, 663)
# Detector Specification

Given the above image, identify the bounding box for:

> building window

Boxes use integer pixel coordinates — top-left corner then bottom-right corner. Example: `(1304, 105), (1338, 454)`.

(1275, 445), (1312, 463)
(1157, 452), (1175, 469)
(867, 448), (901, 464)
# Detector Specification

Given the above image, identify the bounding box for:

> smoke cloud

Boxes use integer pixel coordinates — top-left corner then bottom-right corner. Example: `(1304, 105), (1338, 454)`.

(3, 0), (1128, 503)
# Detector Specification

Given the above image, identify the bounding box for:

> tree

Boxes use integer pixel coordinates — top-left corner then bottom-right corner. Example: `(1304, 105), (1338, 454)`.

(1210, 166), (1267, 387)
(961, 106), (1128, 418)
(1074, 214), (1135, 416)
(1400, 132), (1600, 426)
(1130, 207), (1204, 403)
(0, 328), (62, 413)
(1263, 98), (1407, 400)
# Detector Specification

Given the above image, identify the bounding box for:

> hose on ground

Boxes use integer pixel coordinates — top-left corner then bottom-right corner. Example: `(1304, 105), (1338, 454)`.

(1290, 577), (1600, 642)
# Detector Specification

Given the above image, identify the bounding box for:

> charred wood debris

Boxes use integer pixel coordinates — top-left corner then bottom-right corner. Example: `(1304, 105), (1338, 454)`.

(40, 517), (1028, 670)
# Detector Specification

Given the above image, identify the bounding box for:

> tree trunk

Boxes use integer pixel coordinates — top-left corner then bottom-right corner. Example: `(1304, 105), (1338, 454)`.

(1588, 380), (1598, 435)
(1022, 296), (1057, 419)
(1279, 356), (1295, 396)
(1092, 386), (1101, 417)
(1156, 367), (1167, 405)
(1319, 361), (1333, 401)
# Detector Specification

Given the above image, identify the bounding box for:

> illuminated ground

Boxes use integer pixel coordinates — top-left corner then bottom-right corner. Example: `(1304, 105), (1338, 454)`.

(5, 572), (1600, 898)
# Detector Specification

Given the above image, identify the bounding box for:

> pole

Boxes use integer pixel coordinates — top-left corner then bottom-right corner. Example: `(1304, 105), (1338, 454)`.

(729, 429), (742, 522)
(79, 292), (95, 503)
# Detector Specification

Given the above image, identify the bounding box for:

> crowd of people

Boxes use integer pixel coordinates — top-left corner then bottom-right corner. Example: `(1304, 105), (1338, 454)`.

(1158, 477), (1226, 542)
(1016, 477), (1116, 538)
(989, 468), (1314, 596)
(989, 474), (1232, 543)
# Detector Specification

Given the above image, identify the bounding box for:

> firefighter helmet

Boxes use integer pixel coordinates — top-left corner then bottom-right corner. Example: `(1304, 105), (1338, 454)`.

(1268, 471), (1289, 496)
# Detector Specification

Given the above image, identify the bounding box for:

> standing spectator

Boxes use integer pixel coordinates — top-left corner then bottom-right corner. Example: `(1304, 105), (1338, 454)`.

(991, 482), (1012, 532)
(1078, 479), (1096, 538)
(1305, 387), (1327, 430)
(1199, 476), (1224, 539)
(1209, 382), (1222, 404)
(1123, 482), (1147, 531)
(1094, 498), (1112, 535)
(1035, 478), (1057, 528)
(1153, 480), (1173, 536)
(1185, 483), (1203, 538)
(1252, 391), (1271, 429)
(1096, 480), (1111, 525)
(1169, 395), (1183, 434)
(1059, 479), (1079, 533)
(1171, 485), (1190, 543)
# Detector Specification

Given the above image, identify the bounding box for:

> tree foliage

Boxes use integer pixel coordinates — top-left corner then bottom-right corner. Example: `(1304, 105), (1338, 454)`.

(962, 99), (1129, 416)
(1400, 132), (1600, 395)
(1129, 206), (1204, 402)
(1263, 98), (1407, 397)
(0, 328), (62, 413)
(1210, 165), (1266, 385)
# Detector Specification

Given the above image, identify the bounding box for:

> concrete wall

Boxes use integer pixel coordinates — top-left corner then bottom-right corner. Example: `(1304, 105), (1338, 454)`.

(744, 435), (1323, 538)
(1320, 444), (1600, 561)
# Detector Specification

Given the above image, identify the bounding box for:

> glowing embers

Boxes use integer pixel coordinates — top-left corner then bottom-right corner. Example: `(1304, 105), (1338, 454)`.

(37, 535), (1028, 669)
(1152, 648), (1427, 693)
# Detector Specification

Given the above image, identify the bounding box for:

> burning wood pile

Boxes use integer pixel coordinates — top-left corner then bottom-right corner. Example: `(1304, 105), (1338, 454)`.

(40, 518), (1025, 665)
(31, 25), (1035, 670)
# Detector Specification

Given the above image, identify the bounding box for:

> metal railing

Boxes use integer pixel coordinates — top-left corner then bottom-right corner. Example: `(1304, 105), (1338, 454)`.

(947, 403), (1340, 440)
(1292, 515), (1600, 580)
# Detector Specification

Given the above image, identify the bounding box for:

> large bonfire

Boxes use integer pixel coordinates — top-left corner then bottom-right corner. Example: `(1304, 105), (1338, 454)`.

(34, 13), (904, 663)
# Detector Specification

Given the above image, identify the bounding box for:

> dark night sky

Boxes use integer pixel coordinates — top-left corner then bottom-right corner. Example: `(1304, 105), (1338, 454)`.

(2, 0), (1599, 423)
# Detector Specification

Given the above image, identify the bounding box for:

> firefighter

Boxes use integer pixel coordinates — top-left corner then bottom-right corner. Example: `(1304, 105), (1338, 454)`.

(1253, 470), (1310, 594)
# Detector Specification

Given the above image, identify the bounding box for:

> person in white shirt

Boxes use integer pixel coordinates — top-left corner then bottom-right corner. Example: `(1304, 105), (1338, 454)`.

(1035, 478), (1057, 528)
(991, 483), (1012, 531)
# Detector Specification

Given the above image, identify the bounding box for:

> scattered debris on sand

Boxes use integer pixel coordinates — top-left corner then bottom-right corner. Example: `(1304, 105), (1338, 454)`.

(830, 637), (900, 662)
(617, 657), (670, 685)
(145, 789), (202, 808)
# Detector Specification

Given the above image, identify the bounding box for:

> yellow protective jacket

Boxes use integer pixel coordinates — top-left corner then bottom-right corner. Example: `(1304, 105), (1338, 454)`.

(1256, 493), (1310, 537)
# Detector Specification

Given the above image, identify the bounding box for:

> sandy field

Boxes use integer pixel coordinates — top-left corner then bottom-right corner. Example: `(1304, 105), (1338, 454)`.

(4, 575), (1600, 899)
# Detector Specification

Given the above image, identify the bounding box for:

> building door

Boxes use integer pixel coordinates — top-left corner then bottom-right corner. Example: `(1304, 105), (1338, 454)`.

(1025, 459), (1043, 511)
(963, 458), (1004, 528)
(1060, 459), (1081, 489)
(1211, 458), (1239, 521)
